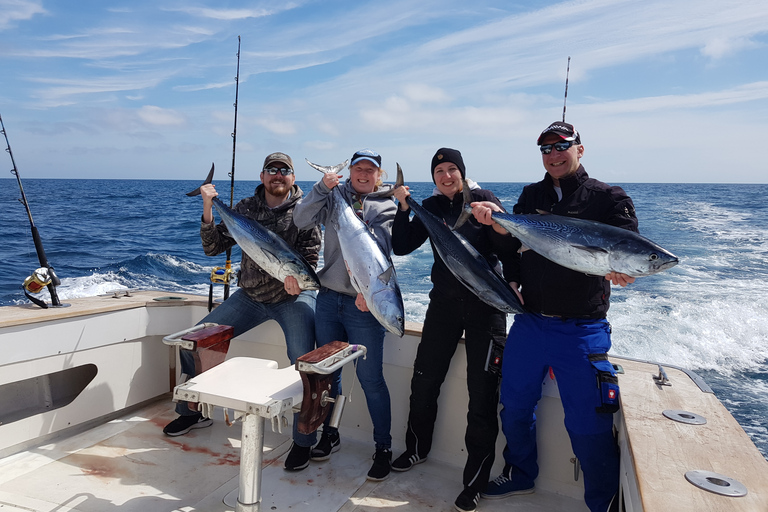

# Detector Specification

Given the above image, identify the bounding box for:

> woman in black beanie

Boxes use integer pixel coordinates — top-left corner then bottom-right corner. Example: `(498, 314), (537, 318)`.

(391, 148), (516, 512)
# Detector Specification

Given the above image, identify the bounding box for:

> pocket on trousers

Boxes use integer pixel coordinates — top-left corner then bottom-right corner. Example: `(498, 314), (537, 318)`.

(484, 334), (506, 378)
(589, 355), (620, 414)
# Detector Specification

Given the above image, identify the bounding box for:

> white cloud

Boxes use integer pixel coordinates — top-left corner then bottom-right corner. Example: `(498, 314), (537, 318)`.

(256, 117), (298, 135)
(701, 37), (760, 60)
(402, 83), (451, 104)
(0, 0), (46, 30)
(137, 105), (186, 126)
(169, 6), (281, 21)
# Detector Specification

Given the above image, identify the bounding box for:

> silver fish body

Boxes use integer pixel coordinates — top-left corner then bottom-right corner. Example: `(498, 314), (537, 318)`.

(487, 210), (679, 277)
(402, 187), (524, 314)
(211, 197), (320, 290)
(306, 159), (405, 337)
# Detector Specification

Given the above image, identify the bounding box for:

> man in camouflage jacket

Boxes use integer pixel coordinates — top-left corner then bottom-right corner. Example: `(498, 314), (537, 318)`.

(163, 153), (322, 473)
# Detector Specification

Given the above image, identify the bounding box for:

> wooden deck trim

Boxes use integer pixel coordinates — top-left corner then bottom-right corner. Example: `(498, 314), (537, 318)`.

(617, 357), (768, 511)
(0, 291), (209, 328)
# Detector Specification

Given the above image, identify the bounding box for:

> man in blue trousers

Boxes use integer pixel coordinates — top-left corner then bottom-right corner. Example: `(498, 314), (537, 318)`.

(471, 121), (637, 512)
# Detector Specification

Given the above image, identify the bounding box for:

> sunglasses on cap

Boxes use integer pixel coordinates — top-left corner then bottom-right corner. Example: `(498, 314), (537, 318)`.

(539, 140), (579, 155)
(263, 167), (294, 176)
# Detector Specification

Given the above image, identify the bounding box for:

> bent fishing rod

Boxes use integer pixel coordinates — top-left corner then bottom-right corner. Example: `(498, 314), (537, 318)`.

(186, 37), (241, 310)
(222, 34), (242, 302)
(1, 113), (69, 308)
(562, 56), (571, 122)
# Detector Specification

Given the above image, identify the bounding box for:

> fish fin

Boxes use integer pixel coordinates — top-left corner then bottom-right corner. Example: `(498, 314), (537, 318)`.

(518, 245), (530, 253)
(305, 159), (349, 175)
(186, 163), (215, 197)
(378, 266), (395, 285)
(535, 209), (551, 215)
(574, 245), (610, 255)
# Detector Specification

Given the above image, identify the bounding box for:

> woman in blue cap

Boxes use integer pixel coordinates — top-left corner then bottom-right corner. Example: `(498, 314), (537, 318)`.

(293, 149), (398, 481)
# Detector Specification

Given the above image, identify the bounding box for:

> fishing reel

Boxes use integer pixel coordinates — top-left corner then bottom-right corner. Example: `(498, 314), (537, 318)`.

(22, 266), (69, 309)
(210, 266), (234, 285)
(23, 267), (53, 294)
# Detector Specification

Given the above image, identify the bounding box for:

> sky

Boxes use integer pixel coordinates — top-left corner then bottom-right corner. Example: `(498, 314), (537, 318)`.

(1, 0), (768, 184)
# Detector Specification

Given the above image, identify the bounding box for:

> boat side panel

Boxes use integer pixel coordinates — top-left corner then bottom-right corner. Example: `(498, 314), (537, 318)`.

(0, 336), (171, 457)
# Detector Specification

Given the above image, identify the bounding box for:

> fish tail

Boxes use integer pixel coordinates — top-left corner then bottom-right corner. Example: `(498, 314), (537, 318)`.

(395, 163), (404, 188)
(453, 180), (474, 229)
(185, 162), (215, 197)
(305, 158), (349, 175)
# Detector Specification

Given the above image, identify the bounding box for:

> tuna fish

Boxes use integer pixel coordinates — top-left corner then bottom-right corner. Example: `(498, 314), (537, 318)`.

(306, 159), (405, 337)
(395, 164), (524, 315)
(210, 197), (321, 290)
(459, 183), (678, 277)
(186, 163), (320, 291)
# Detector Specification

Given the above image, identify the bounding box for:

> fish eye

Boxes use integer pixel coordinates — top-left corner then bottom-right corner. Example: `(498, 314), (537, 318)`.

(649, 253), (658, 261)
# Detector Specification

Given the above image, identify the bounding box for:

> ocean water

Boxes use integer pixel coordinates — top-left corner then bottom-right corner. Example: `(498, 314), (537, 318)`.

(2, 178), (767, 459)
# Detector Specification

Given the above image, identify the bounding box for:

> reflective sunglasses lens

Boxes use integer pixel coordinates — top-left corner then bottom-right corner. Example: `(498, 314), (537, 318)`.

(540, 144), (553, 154)
(554, 141), (573, 151)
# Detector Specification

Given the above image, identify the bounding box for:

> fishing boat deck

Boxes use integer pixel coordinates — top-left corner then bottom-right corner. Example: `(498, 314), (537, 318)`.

(3, 291), (768, 511)
(0, 398), (586, 512)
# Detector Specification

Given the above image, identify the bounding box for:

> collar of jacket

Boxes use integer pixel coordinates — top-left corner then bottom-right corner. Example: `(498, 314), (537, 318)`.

(543, 164), (588, 201)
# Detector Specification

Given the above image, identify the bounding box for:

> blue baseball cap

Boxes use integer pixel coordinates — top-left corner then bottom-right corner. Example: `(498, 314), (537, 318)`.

(350, 148), (382, 168)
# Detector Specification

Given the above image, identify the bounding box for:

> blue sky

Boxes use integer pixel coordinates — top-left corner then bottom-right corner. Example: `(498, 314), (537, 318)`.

(1, 0), (767, 184)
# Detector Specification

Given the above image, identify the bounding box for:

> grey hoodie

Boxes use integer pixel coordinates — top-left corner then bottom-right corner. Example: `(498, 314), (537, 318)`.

(293, 178), (397, 297)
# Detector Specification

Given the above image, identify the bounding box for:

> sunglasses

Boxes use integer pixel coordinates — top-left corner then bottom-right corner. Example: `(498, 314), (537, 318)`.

(539, 140), (578, 155)
(263, 167), (294, 176)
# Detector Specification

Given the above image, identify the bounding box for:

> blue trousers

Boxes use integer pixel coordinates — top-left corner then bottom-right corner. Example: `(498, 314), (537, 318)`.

(314, 288), (392, 450)
(177, 288), (318, 447)
(499, 313), (619, 512)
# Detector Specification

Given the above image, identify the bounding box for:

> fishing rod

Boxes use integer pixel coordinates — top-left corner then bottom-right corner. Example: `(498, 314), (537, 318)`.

(195, 36), (240, 309)
(221, 35), (242, 302)
(562, 56), (571, 122)
(1, 113), (69, 309)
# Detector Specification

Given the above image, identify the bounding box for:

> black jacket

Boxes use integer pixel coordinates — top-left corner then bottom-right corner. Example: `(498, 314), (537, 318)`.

(393, 187), (517, 302)
(511, 165), (638, 318)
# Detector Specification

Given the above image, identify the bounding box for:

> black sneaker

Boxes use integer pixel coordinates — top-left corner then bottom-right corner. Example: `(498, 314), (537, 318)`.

(454, 487), (481, 512)
(162, 413), (213, 437)
(310, 430), (340, 461)
(366, 448), (392, 481)
(481, 465), (535, 499)
(391, 450), (426, 472)
(284, 442), (311, 471)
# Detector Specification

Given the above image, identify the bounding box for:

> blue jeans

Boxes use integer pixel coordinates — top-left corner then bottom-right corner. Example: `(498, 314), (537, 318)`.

(176, 288), (317, 447)
(499, 313), (619, 512)
(314, 288), (391, 450)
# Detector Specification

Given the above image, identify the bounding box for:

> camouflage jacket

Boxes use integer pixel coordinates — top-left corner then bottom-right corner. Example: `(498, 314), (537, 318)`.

(200, 184), (321, 303)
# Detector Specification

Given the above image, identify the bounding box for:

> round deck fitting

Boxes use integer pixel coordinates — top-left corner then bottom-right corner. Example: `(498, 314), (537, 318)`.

(685, 470), (747, 497)
(662, 409), (707, 425)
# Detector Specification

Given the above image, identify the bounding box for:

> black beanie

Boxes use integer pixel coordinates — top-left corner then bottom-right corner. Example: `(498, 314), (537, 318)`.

(431, 148), (466, 183)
